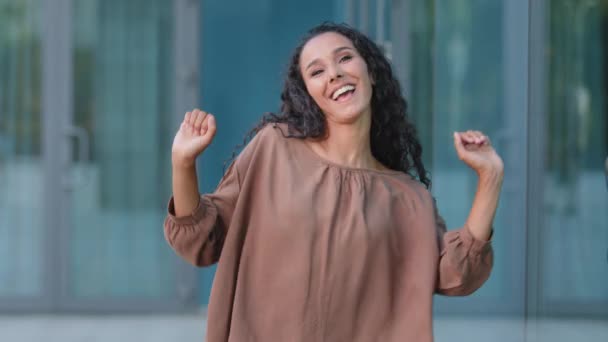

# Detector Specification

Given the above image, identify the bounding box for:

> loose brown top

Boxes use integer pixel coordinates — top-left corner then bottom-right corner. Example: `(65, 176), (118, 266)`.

(164, 123), (493, 342)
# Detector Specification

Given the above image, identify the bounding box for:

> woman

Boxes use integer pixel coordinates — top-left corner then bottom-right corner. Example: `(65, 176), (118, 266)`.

(165, 23), (503, 342)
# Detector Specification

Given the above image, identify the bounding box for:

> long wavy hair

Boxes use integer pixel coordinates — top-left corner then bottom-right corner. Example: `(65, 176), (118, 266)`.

(232, 22), (430, 188)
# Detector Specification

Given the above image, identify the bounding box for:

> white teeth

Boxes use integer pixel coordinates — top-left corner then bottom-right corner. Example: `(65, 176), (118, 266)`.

(332, 85), (355, 100)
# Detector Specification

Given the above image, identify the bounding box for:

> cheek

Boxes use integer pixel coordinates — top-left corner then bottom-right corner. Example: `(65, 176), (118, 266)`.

(358, 62), (373, 86)
(305, 81), (327, 106)
(348, 62), (374, 93)
(362, 72), (374, 95)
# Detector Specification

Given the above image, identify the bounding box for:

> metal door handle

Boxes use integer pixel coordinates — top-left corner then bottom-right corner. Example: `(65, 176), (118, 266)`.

(63, 125), (91, 190)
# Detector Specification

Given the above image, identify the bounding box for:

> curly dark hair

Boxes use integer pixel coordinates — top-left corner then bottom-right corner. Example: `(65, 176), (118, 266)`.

(233, 22), (430, 188)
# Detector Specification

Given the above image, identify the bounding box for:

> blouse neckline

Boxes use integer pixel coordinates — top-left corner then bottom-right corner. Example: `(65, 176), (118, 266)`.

(284, 128), (406, 176)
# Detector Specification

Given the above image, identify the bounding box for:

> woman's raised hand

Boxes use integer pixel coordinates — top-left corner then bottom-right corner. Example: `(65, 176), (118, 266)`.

(453, 130), (504, 178)
(172, 109), (217, 168)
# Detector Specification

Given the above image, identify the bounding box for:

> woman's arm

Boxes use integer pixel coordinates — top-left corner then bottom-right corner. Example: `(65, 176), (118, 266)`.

(164, 109), (226, 267)
(172, 164), (201, 217)
(453, 130), (504, 240)
(171, 109), (216, 216)
(434, 130), (503, 295)
(465, 170), (502, 241)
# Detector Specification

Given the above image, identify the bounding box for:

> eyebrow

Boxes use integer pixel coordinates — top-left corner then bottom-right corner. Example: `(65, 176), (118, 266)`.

(304, 46), (354, 71)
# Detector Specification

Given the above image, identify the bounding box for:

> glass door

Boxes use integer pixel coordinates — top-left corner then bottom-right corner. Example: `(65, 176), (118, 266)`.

(0, 0), (50, 310)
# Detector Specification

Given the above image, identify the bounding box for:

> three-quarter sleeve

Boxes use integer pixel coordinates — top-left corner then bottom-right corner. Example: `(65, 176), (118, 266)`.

(164, 161), (241, 267)
(434, 200), (494, 296)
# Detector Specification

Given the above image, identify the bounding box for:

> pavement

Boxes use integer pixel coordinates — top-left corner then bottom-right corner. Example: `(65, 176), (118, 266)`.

(1, 314), (606, 342)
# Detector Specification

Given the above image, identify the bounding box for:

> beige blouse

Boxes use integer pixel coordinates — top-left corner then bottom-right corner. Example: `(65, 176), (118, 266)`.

(164, 123), (493, 342)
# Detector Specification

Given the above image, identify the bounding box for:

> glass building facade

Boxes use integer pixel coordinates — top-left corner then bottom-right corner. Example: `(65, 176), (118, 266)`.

(0, 0), (606, 340)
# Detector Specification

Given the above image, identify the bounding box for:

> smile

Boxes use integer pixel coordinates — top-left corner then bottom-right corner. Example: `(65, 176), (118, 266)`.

(331, 84), (356, 101)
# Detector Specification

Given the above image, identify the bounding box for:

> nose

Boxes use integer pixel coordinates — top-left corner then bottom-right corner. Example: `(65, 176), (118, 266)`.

(328, 64), (343, 83)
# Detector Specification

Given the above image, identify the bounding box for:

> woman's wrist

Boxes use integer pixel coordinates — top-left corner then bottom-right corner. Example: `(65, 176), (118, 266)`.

(477, 167), (504, 188)
(172, 152), (197, 169)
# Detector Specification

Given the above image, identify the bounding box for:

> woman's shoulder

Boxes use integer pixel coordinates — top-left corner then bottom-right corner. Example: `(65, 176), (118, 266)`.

(233, 122), (290, 166)
(244, 122), (290, 152)
(256, 122), (290, 141)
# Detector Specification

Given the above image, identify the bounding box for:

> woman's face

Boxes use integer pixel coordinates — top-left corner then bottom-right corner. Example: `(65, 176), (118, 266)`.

(299, 32), (374, 126)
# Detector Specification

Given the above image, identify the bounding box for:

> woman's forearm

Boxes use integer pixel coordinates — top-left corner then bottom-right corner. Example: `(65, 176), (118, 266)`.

(172, 162), (201, 217)
(465, 170), (503, 241)
(170, 109), (217, 217)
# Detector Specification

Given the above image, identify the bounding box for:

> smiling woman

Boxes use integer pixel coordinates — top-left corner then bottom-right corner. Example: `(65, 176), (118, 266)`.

(164, 22), (502, 342)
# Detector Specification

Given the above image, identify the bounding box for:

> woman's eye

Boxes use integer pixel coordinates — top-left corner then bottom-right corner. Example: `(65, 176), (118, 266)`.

(311, 69), (323, 77)
(339, 55), (353, 63)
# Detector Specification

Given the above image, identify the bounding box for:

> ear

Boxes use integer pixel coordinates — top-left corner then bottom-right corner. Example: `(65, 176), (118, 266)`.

(370, 72), (376, 86)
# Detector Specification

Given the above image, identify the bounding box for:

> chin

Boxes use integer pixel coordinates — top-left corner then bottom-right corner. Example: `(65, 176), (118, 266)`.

(327, 109), (369, 125)
(334, 102), (371, 121)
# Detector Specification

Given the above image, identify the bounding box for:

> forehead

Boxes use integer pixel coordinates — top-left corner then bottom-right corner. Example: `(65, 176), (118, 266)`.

(300, 32), (355, 65)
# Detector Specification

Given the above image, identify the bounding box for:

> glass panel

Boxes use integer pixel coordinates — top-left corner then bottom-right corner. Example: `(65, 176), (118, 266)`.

(68, 0), (177, 298)
(0, 0), (44, 297)
(540, 0), (608, 311)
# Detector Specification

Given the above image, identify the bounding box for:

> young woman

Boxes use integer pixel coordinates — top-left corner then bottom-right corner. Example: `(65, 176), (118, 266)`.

(165, 22), (503, 342)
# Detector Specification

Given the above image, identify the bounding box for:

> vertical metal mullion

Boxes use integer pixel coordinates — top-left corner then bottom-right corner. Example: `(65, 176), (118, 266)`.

(343, 0), (355, 26)
(358, 0), (369, 34)
(527, 0), (548, 331)
(390, 0), (410, 94)
(42, 0), (73, 311)
(173, 0), (200, 308)
(376, 0), (385, 43)
(502, 0), (529, 319)
(174, 0), (200, 120)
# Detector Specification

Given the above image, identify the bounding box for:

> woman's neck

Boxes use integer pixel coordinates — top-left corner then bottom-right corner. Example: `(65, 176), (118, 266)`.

(309, 115), (381, 170)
